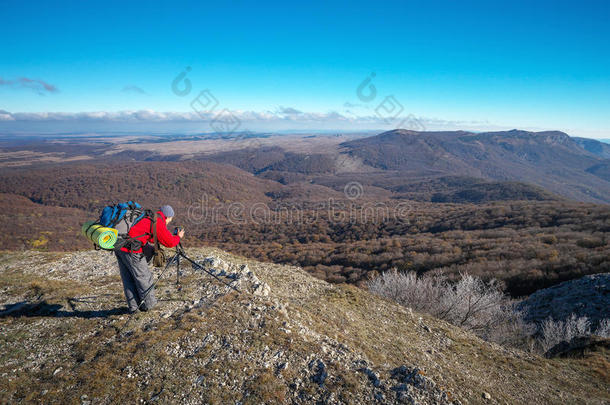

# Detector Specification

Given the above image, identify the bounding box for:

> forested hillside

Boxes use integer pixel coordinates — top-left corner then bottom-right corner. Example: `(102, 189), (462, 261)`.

(1, 161), (608, 297)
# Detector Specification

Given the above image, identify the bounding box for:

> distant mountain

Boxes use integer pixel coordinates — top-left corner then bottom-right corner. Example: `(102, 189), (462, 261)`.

(573, 137), (610, 159)
(340, 129), (610, 204)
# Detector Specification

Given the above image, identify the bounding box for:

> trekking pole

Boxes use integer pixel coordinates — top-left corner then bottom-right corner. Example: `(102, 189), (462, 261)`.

(119, 245), (242, 336)
(176, 251), (181, 288)
(176, 243), (242, 293)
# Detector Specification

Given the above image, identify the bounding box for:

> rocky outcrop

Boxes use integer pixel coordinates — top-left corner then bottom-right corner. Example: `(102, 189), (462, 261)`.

(518, 273), (610, 329)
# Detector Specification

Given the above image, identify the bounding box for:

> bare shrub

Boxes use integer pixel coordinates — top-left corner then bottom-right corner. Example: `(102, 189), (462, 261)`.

(366, 270), (443, 313)
(482, 307), (536, 348)
(438, 274), (506, 332)
(539, 314), (591, 353)
(367, 269), (533, 348)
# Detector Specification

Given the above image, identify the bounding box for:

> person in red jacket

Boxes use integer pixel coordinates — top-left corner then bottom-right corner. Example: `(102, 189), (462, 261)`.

(115, 205), (185, 313)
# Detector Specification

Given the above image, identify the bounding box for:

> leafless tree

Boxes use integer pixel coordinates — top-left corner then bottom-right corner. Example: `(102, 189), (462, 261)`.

(367, 269), (534, 348)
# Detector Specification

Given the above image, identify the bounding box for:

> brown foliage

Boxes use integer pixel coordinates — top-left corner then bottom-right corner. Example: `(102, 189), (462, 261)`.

(1, 162), (608, 297)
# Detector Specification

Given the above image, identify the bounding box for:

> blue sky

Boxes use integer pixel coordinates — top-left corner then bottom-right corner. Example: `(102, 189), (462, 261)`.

(1, 0), (609, 138)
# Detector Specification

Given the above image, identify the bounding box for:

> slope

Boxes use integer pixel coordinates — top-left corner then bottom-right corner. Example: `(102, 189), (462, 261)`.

(0, 249), (607, 404)
(573, 137), (610, 159)
(0, 161), (283, 212)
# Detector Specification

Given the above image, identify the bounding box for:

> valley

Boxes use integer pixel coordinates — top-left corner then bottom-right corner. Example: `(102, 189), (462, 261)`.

(1, 129), (608, 297)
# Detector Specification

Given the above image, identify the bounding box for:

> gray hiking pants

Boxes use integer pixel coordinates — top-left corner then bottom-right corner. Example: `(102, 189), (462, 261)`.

(115, 249), (157, 312)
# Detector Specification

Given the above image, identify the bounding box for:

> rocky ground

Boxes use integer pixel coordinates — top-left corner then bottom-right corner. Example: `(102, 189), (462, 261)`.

(0, 248), (608, 404)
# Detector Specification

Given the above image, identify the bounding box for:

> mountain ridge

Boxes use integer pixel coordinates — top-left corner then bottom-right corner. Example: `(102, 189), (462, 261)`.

(339, 129), (610, 203)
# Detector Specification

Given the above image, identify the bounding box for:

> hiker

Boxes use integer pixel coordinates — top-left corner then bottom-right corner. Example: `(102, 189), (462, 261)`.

(115, 205), (185, 313)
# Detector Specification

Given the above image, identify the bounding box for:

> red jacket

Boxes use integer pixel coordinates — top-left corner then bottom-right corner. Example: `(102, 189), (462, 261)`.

(121, 210), (181, 253)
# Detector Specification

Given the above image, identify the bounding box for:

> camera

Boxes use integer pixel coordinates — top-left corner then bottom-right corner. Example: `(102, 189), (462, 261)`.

(173, 226), (183, 235)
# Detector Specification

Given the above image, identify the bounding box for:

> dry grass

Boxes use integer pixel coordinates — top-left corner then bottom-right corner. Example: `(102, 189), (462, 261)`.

(244, 370), (288, 404)
(1, 249), (609, 404)
(244, 249), (610, 404)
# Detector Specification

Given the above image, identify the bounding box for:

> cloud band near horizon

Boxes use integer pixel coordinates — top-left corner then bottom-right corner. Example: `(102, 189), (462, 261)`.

(0, 108), (476, 127)
(0, 108), (606, 139)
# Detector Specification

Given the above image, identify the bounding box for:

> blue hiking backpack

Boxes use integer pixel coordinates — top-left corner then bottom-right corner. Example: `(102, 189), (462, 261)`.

(97, 201), (153, 251)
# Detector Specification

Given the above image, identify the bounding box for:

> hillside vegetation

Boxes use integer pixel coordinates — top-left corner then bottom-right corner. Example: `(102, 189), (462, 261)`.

(0, 160), (608, 297)
(1, 249), (608, 404)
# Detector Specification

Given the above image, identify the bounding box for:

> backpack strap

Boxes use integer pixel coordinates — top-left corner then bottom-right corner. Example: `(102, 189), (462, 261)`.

(121, 211), (155, 253)
(109, 205), (124, 228)
(153, 212), (160, 252)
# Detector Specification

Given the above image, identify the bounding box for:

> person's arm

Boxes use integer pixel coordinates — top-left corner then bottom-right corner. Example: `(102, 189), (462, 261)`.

(156, 217), (181, 248)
